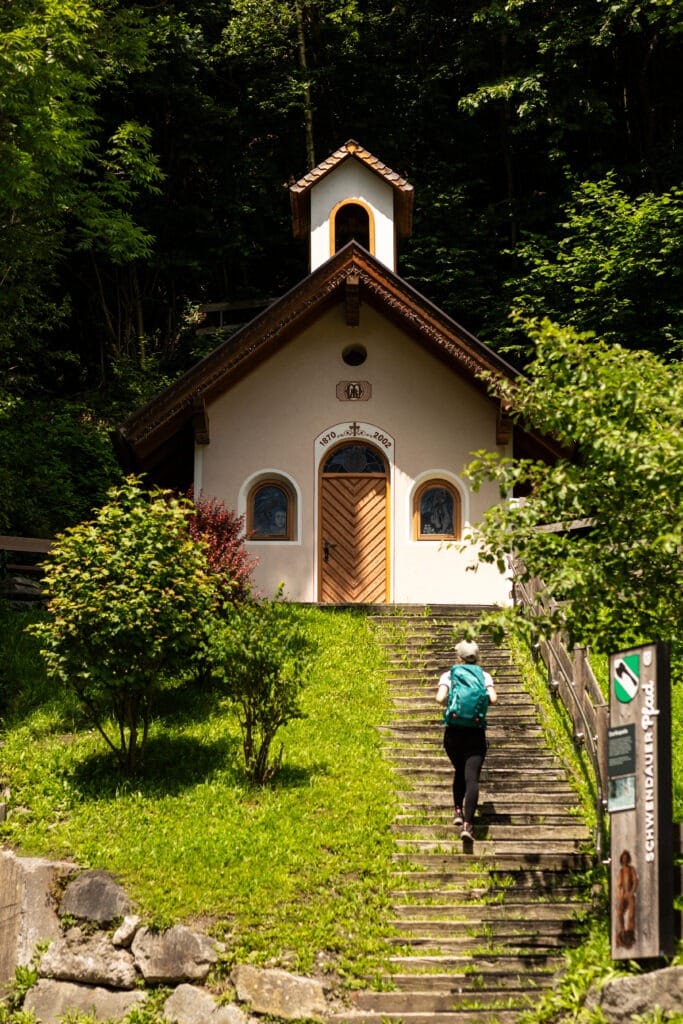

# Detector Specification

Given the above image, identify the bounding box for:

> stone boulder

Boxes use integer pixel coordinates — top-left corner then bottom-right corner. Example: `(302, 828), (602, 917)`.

(112, 914), (141, 948)
(24, 979), (146, 1023)
(164, 983), (250, 1024)
(132, 925), (219, 984)
(38, 927), (137, 989)
(60, 869), (133, 925)
(231, 965), (327, 1022)
(589, 965), (683, 1023)
(0, 850), (74, 987)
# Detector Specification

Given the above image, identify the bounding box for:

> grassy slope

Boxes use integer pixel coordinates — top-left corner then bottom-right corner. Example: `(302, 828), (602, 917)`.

(0, 605), (397, 980)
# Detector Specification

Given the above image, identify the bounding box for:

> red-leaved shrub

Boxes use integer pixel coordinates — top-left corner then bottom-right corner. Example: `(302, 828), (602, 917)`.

(187, 489), (258, 603)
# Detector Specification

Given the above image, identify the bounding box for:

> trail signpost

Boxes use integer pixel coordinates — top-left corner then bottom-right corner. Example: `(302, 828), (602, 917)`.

(608, 643), (674, 959)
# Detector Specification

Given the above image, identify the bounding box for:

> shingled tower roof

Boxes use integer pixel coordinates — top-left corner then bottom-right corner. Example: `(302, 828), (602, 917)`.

(289, 139), (414, 241)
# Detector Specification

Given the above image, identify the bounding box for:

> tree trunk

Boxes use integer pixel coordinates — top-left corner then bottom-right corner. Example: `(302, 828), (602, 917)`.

(295, 0), (316, 167)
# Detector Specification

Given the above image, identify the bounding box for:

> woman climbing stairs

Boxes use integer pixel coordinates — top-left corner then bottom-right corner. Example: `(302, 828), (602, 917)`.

(331, 605), (595, 1024)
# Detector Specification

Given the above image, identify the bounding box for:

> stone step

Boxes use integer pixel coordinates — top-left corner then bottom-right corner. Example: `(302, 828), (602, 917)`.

(394, 810), (581, 827)
(388, 932), (581, 952)
(390, 868), (587, 891)
(393, 839), (588, 857)
(328, 1006), (524, 1022)
(388, 752), (562, 768)
(393, 796), (578, 812)
(344, 989), (538, 1013)
(392, 852), (592, 871)
(393, 768), (573, 784)
(386, 951), (565, 972)
(382, 968), (559, 990)
(395, 784), (578, 799)
(391, 901), (590, 921)
(392, 824), (590, 842)
(390, 887), (586, 903)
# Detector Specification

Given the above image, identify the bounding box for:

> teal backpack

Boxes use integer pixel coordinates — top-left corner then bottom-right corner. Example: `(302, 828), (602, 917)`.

(442, 664), (489, 728)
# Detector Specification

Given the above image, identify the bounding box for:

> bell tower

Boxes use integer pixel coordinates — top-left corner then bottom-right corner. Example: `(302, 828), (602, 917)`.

(289, 140), (414, 273)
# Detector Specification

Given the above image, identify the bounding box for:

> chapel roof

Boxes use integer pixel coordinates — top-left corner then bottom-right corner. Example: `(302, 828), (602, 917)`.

(289, 139), (414, 240)
(116, 242), (561, 479)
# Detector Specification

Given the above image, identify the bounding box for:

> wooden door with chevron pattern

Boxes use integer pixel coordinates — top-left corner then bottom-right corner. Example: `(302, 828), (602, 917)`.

(319, 474), (388, 603)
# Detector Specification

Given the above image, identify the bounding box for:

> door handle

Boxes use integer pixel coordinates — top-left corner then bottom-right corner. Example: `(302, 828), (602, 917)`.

(323, 540), (337, 563)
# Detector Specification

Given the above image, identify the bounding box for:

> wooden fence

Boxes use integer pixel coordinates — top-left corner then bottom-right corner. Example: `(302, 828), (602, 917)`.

(512, 566), (611, 857)
(513, 565), (681, 905)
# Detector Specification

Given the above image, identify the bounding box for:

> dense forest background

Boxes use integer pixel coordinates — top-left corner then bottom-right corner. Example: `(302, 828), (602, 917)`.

(2, 0), (683, 536)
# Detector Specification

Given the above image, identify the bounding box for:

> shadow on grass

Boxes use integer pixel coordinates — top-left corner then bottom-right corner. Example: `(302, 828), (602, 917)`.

(261, 762), (330, 790)
(70, 732), (241, 799)
(69, 734), (329, 799)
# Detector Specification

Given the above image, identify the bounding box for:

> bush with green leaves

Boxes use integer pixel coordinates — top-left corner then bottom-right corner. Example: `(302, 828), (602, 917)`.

(208, 593), (317, 784)
(466, 320), (683, 655)
(29, 477), (216, 774)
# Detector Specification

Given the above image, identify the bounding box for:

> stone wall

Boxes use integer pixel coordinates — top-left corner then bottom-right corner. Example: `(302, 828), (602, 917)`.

(0, 851), (331, 1024)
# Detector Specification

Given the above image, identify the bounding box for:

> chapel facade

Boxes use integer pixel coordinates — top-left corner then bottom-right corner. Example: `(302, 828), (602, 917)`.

(118, 141), (551, 604)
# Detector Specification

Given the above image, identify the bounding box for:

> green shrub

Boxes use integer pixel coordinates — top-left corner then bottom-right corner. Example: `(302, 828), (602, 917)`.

(208, 593), (317, 784)
(29, 477), (216, 773)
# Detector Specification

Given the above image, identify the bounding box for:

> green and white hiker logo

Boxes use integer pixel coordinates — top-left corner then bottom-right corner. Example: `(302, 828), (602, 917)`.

(613, 655), (640, 703)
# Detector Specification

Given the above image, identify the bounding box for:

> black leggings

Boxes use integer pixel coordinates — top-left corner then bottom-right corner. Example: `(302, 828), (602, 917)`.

(443, 726), (488, 822)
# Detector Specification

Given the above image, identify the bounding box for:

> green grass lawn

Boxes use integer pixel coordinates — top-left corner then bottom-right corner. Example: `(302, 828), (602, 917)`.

(0, 604), (398, 981)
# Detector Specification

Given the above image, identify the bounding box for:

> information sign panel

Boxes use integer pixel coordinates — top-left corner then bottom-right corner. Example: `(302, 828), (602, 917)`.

(608, 643), (673, 960)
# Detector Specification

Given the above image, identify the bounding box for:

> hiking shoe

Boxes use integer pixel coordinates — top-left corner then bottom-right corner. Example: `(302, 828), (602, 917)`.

(453, 808), (464, 826)
(460, 822), (474, 841)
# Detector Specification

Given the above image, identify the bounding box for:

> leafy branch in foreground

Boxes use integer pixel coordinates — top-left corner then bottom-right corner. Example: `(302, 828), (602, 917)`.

(466, 320), (683, 655)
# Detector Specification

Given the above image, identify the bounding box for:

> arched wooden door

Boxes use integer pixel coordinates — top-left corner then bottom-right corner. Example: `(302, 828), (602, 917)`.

(319, 442), (389, 604)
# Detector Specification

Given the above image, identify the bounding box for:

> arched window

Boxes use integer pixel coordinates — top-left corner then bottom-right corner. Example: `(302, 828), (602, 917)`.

(413, 480), (461, 540)
(334, 202), (371, 252)
(248, 479), (295, 540)
(323, 443), (386, 475)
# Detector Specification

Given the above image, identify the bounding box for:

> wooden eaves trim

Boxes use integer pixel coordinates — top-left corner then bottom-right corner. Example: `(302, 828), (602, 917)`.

(117, 243), (534, 466)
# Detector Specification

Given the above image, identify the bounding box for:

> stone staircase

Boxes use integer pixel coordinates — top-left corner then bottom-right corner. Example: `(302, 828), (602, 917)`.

(331, 605), (595, 1024)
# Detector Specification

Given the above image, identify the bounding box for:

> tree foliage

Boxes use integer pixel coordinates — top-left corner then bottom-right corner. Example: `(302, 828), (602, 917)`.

(466, 321), (683, 654)
(0, 0), (162, 382)
(508, 177), (683, 357)
(30, 477), (215, 773)
(208, 594), (317, 784)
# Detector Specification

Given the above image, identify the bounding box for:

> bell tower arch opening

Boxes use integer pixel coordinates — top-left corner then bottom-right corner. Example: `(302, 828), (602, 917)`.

(333, 201), (371, 253)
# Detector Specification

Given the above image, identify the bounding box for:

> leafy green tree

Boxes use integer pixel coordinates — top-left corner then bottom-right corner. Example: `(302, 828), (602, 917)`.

(30, 478), (215, 773)
(208, 594), (317, 784)
(0, 0), (162, 383)
(466, 320), (683, 654)
(508, 176), (683, 357)
(0, 393), (122, 536)
(222, 0), (363, 167)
